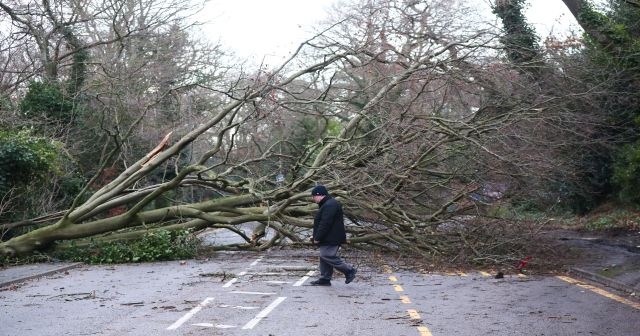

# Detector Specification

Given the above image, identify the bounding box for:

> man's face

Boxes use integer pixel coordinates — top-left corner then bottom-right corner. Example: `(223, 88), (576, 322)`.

(312, 195), (324, 203)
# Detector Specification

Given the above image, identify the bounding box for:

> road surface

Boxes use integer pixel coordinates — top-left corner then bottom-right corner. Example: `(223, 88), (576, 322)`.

(1, 249), (638, 335)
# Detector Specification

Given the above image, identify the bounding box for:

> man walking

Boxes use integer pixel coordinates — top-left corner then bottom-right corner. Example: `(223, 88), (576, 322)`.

(309, 185), (357, 286)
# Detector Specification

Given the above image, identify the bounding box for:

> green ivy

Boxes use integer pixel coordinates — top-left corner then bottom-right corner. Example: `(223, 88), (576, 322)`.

(492, 0), (542, 68)
(575, 1), (640, 207)
(55, 229), (199, 264)
(613, 141), (640, 203)
(0, 130), (61, 193)
(19, 81), (75, 122)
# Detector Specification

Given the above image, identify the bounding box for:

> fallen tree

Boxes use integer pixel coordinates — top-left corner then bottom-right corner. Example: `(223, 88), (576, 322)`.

(0, 0), (596, 265)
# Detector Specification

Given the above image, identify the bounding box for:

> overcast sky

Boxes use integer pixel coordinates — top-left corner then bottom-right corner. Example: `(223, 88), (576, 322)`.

(199, 0), (581, 62)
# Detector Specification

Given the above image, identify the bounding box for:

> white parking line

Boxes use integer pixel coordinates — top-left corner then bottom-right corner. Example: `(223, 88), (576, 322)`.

(231, 291), (276, 295)
(222, 278), (238, 288)
(241, 296), (287, 329)
(293, 270), (315, 286)
(222, 270), (248, 288)
(265, 280), (292, 284)
(250, 256), (264, 266)
(191, 323), (237, 329)
(171, 255), (314, 331)
(233, 305), (260, 310)
(218, 304), (259, 310)
(216, 324), (236, 329)
(167, 297), (214, 330)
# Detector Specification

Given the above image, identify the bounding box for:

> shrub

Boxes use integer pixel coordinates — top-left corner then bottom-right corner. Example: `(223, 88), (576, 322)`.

(584, 209), (640, 231)
(0, 130), (61, 193)
(19, 81), (75, 122)
(613, 141), (640, 203)
(55, 229), (199, 264)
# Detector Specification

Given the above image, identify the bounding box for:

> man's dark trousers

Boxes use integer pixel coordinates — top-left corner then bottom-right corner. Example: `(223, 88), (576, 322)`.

(318, 245), (353, 280)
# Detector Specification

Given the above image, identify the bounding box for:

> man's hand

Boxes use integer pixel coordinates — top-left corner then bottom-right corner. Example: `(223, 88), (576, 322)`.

(314, 240), (320, 244)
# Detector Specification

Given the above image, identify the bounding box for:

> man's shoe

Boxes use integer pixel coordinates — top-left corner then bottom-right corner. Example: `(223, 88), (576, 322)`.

(345, 269), (357, 284)
(310, 279), (331, 286)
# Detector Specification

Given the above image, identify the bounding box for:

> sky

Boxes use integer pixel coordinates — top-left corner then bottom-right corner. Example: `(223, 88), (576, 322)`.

(199, 0), (581, 62)
(199, 0), (337, 63)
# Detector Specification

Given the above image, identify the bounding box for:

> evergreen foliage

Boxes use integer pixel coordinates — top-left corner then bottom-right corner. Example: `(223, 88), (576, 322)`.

(580, 1), (640, 204)
(0, 130), (61, 193)
(55, 229), (199, 263)
(19, 81), (76, 123)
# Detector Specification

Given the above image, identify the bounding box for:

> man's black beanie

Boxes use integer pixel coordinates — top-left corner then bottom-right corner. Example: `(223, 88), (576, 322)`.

(311, 185), (329, 196)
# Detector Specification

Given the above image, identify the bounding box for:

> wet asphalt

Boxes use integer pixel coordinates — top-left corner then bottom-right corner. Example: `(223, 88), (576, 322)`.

(1, 247), (639, 336)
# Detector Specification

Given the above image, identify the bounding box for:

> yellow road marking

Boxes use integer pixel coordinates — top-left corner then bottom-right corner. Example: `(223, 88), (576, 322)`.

(458, 272), (468, 277)
(556, 275), (640, 310)
(407, 309), (421, 319)
(517, 273), (527, 278)
(386, 273), (431, 336)
(417, 326), (433, 336)
(479, 271), (491, 277)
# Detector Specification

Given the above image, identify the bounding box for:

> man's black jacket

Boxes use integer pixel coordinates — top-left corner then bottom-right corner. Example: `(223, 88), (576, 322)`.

(313, 196), (346, 246)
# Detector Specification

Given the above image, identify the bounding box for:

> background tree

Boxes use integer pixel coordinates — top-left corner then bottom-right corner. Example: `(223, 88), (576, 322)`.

(550, 0), (640, 207)
(489, 0), (635, 212)
(0, 0), (225, 226)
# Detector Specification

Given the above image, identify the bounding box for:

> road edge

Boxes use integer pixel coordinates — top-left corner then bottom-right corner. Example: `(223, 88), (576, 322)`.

(569, 267), (637, 295)
(0, 262), (84, 288)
